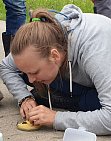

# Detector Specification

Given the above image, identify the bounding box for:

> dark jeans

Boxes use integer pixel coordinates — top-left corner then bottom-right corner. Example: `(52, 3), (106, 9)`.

(94, 0), (111, 19)
(3, 0), (26, 35)
(21, 73), (102, 112)
(50, 77), (102, 112)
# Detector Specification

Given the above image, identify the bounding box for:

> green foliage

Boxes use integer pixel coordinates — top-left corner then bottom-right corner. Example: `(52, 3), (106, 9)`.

(0, 1), (5, 20)
(0, 0), (93, 21)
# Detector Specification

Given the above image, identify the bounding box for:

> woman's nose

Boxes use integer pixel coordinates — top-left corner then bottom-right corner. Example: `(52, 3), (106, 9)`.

(27, 74), (36, 83)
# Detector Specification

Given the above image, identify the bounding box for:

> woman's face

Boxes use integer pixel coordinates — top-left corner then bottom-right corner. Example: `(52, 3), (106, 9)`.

(13, 46), (61, 85)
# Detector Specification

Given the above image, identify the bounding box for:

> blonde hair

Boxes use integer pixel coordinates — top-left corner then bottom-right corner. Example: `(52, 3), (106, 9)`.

(11, 8), (68, 58)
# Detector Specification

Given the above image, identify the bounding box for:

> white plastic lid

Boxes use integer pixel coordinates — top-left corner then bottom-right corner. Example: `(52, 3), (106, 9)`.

(63, 128), (96, 141)
(0, 133), (3, 141)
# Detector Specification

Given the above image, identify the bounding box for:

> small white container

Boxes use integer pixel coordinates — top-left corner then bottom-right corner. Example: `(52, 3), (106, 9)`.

(0, 133), (3, 141)
(63, 127), (96, 141)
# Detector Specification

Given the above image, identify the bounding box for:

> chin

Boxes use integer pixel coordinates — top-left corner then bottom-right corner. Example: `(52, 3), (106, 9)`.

(42, 75), (57, 85)
(42, 80), (51, 85)
(43, 79), (55, 85)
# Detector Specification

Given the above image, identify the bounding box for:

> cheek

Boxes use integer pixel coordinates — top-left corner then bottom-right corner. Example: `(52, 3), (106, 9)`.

(48, 65), (59, 78)
(40, 67), (57, 79)
(37, 63), (59, 80)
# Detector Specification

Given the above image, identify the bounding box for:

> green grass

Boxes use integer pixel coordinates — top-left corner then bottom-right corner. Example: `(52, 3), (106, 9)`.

(0, 1), (5, 20)
(0, 0), (93, 21)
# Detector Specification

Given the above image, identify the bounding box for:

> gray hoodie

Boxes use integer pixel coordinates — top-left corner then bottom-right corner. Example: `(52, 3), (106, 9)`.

(1, 4), (111, 135)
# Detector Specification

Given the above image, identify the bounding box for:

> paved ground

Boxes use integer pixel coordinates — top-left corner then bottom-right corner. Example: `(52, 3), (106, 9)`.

(0, 20), (111, 141)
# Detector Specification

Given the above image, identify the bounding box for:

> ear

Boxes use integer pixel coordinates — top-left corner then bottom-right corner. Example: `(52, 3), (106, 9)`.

(49, 48), (61, 64)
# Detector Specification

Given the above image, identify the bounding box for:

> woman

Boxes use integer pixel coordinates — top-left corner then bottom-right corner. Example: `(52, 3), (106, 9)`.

(1, 4), (111, 135)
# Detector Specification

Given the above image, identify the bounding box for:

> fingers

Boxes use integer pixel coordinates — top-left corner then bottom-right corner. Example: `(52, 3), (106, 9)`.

(21, 105), (30, 119)
(20, 103), (56, 127)
(20, 98), (37, 119)
(28, 105), (56, 126)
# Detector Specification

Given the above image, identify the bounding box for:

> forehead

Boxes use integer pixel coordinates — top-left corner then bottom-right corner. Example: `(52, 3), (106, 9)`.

(13, 47), (46, 73)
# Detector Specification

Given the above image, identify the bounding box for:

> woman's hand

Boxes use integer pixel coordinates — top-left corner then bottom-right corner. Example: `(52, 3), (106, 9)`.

(20, 98), (37, 119)
(28, 105), (57, 126)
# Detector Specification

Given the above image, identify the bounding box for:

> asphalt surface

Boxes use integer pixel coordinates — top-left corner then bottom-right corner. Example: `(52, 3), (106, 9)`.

(0, 20), (111, 141)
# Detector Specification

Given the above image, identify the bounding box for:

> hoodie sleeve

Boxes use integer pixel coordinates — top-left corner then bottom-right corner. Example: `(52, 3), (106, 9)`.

(0, 53), (33, 102)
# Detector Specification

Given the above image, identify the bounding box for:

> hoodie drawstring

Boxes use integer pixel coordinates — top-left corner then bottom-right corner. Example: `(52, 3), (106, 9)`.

(68, 61), (73, 97)
(47, 85), (52, 109)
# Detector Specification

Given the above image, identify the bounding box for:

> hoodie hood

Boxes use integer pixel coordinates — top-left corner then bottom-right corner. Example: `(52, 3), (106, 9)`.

(55, 4), (86, 63)
(44, 3), (90, 105)
(55, 4), (86, 94)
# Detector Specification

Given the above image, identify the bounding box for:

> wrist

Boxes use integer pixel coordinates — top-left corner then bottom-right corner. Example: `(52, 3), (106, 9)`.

(18, 96), (35, 107)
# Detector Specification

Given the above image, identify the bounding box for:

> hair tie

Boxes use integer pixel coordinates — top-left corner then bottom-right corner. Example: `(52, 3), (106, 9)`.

(32, 18), (41, 22)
